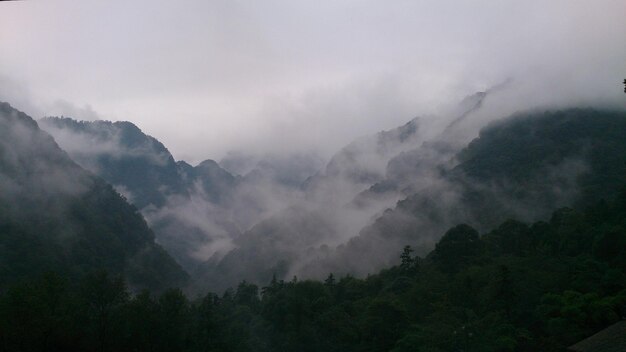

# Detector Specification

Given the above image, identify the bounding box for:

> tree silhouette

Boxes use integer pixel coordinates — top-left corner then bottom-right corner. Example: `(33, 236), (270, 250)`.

(400, 245), (415, 272)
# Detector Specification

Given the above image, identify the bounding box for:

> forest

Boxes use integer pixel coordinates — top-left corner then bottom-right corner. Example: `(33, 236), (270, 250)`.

(2, 2), (625, 351)
(2, 187), (625, 351)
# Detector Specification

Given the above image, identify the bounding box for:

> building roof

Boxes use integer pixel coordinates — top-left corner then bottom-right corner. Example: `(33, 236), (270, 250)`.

(568, 320), (626, 352)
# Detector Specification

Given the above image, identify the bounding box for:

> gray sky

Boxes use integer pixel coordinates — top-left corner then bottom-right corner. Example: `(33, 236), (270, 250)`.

(1, 0), (625, 163)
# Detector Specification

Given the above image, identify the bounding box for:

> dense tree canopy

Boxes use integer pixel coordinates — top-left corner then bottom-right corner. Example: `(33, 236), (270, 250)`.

(2, 188), (625, 351)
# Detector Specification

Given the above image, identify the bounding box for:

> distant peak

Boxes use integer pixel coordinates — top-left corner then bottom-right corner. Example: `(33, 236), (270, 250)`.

(111, 120), (142, 132)
(0, 102), (38, 128)
(445, 79), (514, 132)
(197, 159), (220, 168)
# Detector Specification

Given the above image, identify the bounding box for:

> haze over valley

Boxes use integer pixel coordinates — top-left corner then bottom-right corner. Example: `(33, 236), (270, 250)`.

(1, 1), (625, 351)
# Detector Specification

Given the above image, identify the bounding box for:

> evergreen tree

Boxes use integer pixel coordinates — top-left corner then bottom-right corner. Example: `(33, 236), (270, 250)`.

(400, 245), (414, 272)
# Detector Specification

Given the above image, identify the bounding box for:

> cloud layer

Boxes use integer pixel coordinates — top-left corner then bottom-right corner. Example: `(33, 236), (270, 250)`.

(1, 0), (624, 162)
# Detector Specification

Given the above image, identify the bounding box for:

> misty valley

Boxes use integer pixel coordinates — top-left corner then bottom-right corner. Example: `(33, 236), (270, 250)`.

(1, 2), (626, 350)
(1, 96), (626, 351)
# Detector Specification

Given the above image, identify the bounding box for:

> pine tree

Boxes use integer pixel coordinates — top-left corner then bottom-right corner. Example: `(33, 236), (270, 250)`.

(400, 245), (414, 272)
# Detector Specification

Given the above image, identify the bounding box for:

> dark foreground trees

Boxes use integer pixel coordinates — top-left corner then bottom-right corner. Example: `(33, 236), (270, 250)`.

(2, 192), (626, 351)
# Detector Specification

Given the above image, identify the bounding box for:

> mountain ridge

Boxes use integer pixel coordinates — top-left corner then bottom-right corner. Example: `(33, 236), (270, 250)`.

(0, 102), (188, 291)
(34, 98), (626, 293)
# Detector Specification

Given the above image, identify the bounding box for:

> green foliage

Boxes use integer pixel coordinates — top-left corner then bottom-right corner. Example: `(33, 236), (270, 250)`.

(400, 245), (417, 273)
(2, 101), (625, 350)
(431, 224), (484, 273)
(3, 189), (625, 351)
(0, 102), (188, 291)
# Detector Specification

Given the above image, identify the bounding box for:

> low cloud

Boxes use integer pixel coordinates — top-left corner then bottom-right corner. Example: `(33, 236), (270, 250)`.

(4, 0), (625, 292)
(40, 118), (171, 174)
(1, 1), (624, 162)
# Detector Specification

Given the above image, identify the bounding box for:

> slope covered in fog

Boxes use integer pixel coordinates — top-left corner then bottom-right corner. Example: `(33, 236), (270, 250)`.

(39, 117), (193, 209)
(0, 102), (187, 290)
(214, 108), (626, 285)
(193, 91), (494, 290)
(39, 117), (241, 269)
(37, 99), (626, 293)
(333, 108), (626, 276)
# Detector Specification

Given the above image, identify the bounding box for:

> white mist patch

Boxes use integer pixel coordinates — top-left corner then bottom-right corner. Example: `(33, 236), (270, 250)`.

(40, 120), (171, 173)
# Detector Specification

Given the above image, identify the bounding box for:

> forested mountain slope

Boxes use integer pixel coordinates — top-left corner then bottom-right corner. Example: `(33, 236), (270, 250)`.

(194, 91), (490, 291)
(3, 183), (624, 351)
(39, 117), (241, 271)
(39, 117), (225, 209)
(324, 108), (626, 276)
(0, 102), (187, 291)
(36, 106), (626, 293)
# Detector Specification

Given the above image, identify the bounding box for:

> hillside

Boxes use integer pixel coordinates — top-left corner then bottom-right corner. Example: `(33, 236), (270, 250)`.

(198, 108), (626, 288)
(2, 184), (624, 351)
(36, 105), (626, 293)
(39, 117), (192, 209)
(0, 102), (187, 291)
(327, 108), (626, 276)
(39, 117), (242, 270)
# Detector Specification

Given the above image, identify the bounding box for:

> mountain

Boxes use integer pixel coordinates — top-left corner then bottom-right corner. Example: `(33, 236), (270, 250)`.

(220, 151), (324, 189)
(38, 117), (191, 209)
(39, 117), (241, 271)
(193, 91), (491, 291)
(39, 118), (325, 277)
(36, 97), (626, 293)
(5, 178), (624, 351)
(319, 117), (420, 185)
(328, 108), (626, 275)
(200, 107), (626, 287)
(0, 102), (187, 290)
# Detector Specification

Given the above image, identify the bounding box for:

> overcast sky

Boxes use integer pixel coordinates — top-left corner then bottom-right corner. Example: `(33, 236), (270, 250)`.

(1, 0), (625, 163)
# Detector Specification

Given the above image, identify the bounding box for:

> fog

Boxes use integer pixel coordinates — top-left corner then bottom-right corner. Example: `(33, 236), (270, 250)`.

(34, 84), (543, 291)
(1, 0), (624, 162)
(2, 0), (625, 291)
